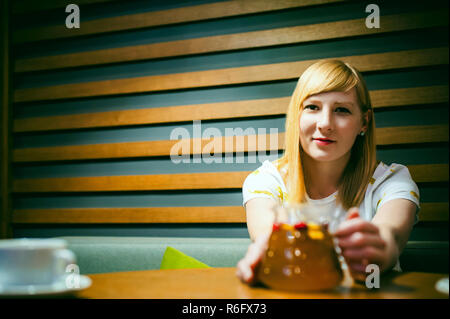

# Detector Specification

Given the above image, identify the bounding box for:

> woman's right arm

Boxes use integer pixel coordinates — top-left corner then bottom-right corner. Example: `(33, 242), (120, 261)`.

(236, 198), (275, 283)
(245, 198), (277, 241)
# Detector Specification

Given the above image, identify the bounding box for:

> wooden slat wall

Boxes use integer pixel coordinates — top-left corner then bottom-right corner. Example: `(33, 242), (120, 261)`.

(14, 10), (447, 72)
(13, 0), (346, 44)
(13, 86), (449, 132)
(9, 0), (449, 241)
(12, 48), (449, 102)
(11, 125), (449, 162)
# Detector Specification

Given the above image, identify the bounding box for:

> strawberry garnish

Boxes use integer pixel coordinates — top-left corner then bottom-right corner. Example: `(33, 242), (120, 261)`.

(294, 222), (307, 230)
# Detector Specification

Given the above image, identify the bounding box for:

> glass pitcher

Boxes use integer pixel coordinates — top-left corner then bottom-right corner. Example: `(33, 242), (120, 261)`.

(256, 203), (346, 291)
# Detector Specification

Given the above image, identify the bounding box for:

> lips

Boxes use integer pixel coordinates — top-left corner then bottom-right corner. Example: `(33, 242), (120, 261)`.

(313, 138), (335, 142)
(313, 138), (335, 146)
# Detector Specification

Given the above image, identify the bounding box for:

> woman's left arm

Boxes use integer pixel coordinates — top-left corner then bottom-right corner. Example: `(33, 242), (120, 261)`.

(371, 198), (417, 270)
(334, 199), (417, 281)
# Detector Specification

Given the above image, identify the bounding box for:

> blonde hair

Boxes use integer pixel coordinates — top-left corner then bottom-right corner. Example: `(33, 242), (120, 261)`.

(277, 60), (377, 210)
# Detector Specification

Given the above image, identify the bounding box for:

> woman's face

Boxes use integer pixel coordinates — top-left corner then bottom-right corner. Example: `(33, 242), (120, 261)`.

(299, 88), (368, 164)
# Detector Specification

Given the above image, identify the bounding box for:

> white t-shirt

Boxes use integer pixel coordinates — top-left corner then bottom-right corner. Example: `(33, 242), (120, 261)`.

(242, 160), (421, 271)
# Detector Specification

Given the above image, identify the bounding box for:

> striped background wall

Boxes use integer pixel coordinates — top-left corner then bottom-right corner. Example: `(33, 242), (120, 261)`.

(8, 0), (449, 243)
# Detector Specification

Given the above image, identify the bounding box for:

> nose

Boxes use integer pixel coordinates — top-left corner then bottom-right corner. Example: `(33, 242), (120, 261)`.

(317, 108), (333, 132)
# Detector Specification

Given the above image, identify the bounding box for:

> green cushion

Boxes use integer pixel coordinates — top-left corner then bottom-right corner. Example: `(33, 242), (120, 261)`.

(160, 246), (210, 270)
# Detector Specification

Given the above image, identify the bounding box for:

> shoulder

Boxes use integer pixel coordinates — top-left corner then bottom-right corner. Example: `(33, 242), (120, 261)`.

(242, 160), (287, 205)
(243, 160), (284, 188)
(367, 161), (420, 214)
(245, 159), (282, 178)
(371, 162), (417, 189)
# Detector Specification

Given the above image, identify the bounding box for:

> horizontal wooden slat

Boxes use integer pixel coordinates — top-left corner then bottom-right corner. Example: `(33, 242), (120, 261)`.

(13, 48), (449, 103)
(419, 202), (449, 222)
(408, 164), (449, 183)
(12, 206), (246, 224)
(12, 125), (449, 162)
(370, 85), (449, 110)
(13, 0), (344, 43)
(12, 171), (250, 193)
(12, 132), (283, 162)
(15, 10), (448, 72)
(11, 202), (448, 224)
(11, 164), (448, 193)
(14, 97), (290, 133)
(376, 125), (449, 146)
(14, 86), (448, 133)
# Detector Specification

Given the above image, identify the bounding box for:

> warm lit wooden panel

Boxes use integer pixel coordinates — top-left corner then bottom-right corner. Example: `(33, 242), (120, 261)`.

(375, 125), (449, 146)
(14, 48), (449, 102)
(12, 206), (246, 224)
(14, 97), (290, 132)
(12, 171), (251, 192)
(370, 85), (449, 109)
(419, 202), (449, 222)
(12, 133), (283, 162)
(11, 202), (448, 224)
(408, 164), (449, 183)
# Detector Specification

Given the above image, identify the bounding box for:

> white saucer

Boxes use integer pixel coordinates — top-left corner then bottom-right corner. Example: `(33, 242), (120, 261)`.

(0, 275), (91, 297)
(435, 277), (449, 295)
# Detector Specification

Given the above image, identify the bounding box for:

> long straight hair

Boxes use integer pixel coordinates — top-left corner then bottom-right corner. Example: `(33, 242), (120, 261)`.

(277, 60), (377, 210)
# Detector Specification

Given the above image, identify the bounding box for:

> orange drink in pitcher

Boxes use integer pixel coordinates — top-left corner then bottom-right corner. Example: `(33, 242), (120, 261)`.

(257, 204), (345, 291)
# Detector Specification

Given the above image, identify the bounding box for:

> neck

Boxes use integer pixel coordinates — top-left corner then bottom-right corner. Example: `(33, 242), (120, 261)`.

(301, 151), (350, 199)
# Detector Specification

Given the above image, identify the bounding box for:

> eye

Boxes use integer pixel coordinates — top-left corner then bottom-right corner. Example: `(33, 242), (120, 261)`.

(335, 107), (351, 113)
(304, 104), (318, 110)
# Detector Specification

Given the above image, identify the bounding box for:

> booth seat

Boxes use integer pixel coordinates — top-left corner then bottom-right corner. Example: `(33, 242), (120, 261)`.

(59, 236), (252, 275)
(58, 236), (449, 275)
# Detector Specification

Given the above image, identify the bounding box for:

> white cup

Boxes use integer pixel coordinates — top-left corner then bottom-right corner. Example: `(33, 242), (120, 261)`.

(0, 238), (76, 287)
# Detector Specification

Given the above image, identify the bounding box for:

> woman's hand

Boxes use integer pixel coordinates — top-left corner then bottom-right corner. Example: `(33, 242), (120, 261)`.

(236, 233), (270, 284)
(334, 207), (388, 282)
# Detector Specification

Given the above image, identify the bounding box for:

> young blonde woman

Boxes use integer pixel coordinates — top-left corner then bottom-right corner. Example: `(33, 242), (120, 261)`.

(236, 60), (420, 284)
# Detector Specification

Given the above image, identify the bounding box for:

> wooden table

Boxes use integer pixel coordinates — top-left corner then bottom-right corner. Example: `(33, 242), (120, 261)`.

(76, 267), (448, 299)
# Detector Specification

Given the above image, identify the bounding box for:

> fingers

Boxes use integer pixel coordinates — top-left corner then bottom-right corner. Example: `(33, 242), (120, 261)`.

(347, 261), (368, 273)
(245, 233), (270, 269)
(341, 246), (385, 264)
(340, 244), (383, 283)
(347, 266), (368, 283)
(337, 232), (386, 249)
(334, 218), (380, 237)
(334, 210), (385, 283)
(338, 231), (385, 275)
(236, 259), (254, 284)
(236, 234), (270, 284)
